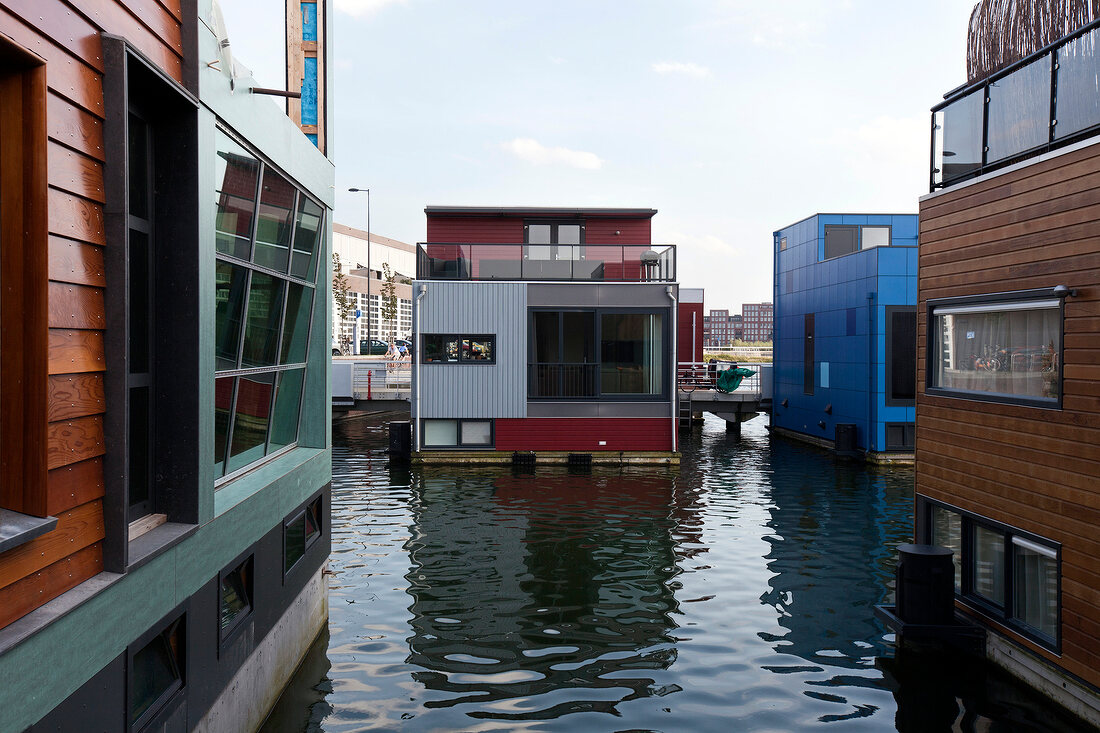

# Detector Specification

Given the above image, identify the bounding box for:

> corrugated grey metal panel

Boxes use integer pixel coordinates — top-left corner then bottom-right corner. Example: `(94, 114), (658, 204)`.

(415, 281), (527, 418)
(527, 402), (671, 417)
(527, 283), (674, 307)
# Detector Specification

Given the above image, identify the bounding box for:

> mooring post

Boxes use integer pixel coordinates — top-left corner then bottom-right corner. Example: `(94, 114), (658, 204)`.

(727, 419), (741, 436)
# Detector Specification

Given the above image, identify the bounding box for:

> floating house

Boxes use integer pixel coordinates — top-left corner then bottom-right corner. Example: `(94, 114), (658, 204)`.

(771, 214), (918, 459)
(913, 7), (1100, 724)
(412, 206), (679, 464)
(0, 2), (333, 731)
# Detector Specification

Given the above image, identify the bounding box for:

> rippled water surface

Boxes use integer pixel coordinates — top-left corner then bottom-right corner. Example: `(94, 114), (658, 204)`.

(263, 415), (1089, 732)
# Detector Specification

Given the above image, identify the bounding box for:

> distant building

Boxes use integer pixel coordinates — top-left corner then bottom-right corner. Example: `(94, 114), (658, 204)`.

(771, 213), (918, 457)
(703, 309), (743, 347)
(332, 224), (415, 350)
(413, 206), (679, 463)
(741, 302), (773, 342)
(912, 10), (1100, 724)
(678, 289), (705, 363)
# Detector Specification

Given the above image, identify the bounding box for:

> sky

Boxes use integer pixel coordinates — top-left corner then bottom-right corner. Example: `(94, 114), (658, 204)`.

(220, 0), (979, 312)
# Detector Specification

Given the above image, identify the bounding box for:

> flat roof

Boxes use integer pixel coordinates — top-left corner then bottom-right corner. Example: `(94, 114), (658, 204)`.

(425, 206), (657, 218)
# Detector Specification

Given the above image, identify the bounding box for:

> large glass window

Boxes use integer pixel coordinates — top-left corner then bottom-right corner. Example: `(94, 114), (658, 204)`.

(930, 295), (1061, 405)
(529, 309), (665, 399)
(214, 130), (322, 482)
(930, 506), (962, 591)
(1013, 536), (1059, 640)
(421, 334), (495, 363)
(972, 524), (1005, 607)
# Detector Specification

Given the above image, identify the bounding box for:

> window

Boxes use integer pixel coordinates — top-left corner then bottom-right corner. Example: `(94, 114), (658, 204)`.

(422, 419), (494, 448)
(214, 130), (322, 483)
(803, 314), (815, 395)
(421, 334), (495, 363)
(921, 498), (1060, 649)
(929, 290), (1062, 406)
(284, 495), (322, 574)
(886, 306), (916, 406)
(529, 309), (667, 399)
(0, 39), (48, 519)
(823, 224), (891, 259)
(219, 555), (253, 642)
(129, 613), (185, 730)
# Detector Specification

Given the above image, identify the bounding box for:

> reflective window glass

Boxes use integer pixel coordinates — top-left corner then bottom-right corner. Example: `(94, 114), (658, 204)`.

(128, 386), (151, 515)
(861, 226), (890, 249)
(932, 299), (1061, 402)
(424, 419), (458, 446)
(461, 337), (493, 362)
(1056, 28), (1100, 140)
(128, 113), (149, 219)
(215, 133), (259, 260)
(280, 283), (312, 364)
(215, 261), (249, 370)
(600, 312), (664, 395)
(527, 224), (551, 244)
(1013, 537), (1058, 639)
(254, 167), (296, 272)
(973, 524), (1005, 606)
(930, 506), (962, 591)
(241, 272), (285, 368)
(220, 557), (252, 634)
(129, 229), (150, 374)
(227, 372), (274, 473)
(460, 421), (492, 446)
(285, 513), (305, 572)
(130, 618), (183, 725)
(214, 376), (234, 477)
(291, 196), (323, 280)
(987, 57), (1051, 163)
(269, 368), (305, 452)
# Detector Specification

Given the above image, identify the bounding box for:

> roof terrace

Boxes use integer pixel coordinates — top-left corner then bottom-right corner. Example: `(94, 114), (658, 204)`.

(416, 243), (676, 282)
(932, 19), (1100, 191)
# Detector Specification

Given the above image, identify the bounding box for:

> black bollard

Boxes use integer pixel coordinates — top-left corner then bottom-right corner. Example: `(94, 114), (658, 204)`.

(895, 544), (955, 626)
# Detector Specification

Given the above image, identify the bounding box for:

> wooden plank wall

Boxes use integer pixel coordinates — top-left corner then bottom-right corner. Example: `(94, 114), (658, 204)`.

(917, 141), (1100, 688)
(0, 0), (182, 629)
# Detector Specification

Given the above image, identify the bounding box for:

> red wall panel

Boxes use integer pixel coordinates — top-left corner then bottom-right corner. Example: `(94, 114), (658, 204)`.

(495, 417), (674, 452)
(585, 218), (651, 244)
(426, 216), (524, 243)
(677, 303), (704, 363)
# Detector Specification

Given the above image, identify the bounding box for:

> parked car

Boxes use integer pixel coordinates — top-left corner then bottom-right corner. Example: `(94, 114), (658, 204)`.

(394, 338), (414, 358)
(359, 338), (389, 355)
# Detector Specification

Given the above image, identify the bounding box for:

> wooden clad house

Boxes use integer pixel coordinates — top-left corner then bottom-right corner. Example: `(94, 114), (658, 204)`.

(915, 12), (1100, 725)
(0, 1), (333, 731)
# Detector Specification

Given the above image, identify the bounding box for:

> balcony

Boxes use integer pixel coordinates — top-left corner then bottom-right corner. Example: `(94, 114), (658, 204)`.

(931, 19), (1100, 190)
(416, 243), (676, 282)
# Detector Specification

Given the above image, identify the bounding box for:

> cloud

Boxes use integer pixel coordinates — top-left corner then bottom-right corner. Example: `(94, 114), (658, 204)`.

(652, 61), (710, 78)
(334, 0), (405, 18)
(500, 138), (603, 170)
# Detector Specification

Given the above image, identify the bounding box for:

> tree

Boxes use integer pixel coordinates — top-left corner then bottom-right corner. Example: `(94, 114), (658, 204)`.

(333, 252), (353, 322)
(381, 263), (398, 341)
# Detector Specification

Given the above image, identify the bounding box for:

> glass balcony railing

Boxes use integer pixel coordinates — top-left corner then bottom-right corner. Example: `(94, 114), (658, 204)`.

(932, 20), (1100, 190)
(416, 243), (676, 282)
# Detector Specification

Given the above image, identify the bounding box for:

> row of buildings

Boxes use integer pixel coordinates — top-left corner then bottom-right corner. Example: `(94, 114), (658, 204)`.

(702, 303), (773, 346)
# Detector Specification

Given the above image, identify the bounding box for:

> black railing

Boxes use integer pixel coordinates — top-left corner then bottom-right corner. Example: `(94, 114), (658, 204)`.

(931, 19), (1100, 191)
(416, 243), (676, 282)
(528, 363), (599, 398)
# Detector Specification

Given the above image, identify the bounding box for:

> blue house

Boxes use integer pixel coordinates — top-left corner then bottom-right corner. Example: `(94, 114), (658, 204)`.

(771, 214), (917, 459)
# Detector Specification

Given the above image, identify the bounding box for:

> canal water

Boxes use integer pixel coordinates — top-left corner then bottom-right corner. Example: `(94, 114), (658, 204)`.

(263, 415), (1091, 732)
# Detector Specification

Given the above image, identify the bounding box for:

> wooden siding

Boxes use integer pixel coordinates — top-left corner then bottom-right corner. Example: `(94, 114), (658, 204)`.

(495, 417), (672, 452)
(917, 139), (1100, 688)
(416, 282), (527, 419)
(585, 217), (651, 244)
(0, 0), (183, 629)
(425, 214), (653, 245)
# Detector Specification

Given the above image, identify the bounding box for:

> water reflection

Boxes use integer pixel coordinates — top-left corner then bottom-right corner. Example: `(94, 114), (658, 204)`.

(404, 469), (691, 720)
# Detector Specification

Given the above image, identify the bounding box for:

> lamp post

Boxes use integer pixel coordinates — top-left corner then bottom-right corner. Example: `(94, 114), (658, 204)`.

(348, 187), (371, 348)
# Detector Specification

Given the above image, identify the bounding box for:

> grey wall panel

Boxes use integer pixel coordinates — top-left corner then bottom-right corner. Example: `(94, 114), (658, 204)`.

(527, 402), (671, 418)
(528, 283), (600, 306)
(598, 283), (674, 307)
(527, 283), (674, 307)
(417, 282), (527, 418)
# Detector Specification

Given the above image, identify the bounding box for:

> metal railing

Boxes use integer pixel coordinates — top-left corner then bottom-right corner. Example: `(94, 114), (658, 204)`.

(417, 243), (676, 282)
(932, 19), (1100, 190)
(528, 363), (599, 398)
(677, 361), (761, 393)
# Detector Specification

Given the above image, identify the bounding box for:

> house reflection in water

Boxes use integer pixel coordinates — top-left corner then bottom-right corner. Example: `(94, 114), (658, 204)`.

(402, 469), (700, 719)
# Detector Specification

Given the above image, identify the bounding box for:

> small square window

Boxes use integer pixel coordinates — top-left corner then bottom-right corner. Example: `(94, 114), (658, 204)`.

(861, 226), (890, 248)
(424, 419), (458, 446)
(460, 421), (492, 446)
(129, 615), (185, 729)
(220, 556), (253, 640)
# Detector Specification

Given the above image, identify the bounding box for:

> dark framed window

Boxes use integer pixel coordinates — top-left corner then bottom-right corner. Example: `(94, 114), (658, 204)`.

(919, 497), (1060, 650)
(128, 611), (185, 731)
(0, 38), (48, 519)
(284, 494), (323, 575)
(823, 224), (891, 260)
(214, 128), (322, 484)
(219, 554), (254, 644)
(884, 422), (915, 451)
(524, 219), (586, 279)
(927, 289), (1063, 408)
(803, 313), (815, 395)
(528, 308), (667, 400)
(886, 306), (916, 406)
(421, 419), (495, 449)
(421, 334), (495, 363)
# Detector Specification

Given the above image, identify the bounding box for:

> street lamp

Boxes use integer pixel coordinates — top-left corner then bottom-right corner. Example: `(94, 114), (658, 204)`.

(348, 187), (371, 347)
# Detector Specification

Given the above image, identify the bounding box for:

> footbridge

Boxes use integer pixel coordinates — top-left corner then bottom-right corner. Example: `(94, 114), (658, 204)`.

(677, 362), (772, 434)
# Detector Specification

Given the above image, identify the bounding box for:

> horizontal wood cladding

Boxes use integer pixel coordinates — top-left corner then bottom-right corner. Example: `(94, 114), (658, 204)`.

(495, 417), (673, 452)
(585, 218), (651, 244)
(47, 414), (104, 470)
(0, 499), (104, 591)
(48, 329), (104, 373)
(426, 216), (524, 243)
(917, 139), (1100, 689)
(0, 542), (102, 631)
(47, 373), (104, 421)
(48, 236), (105, 287)
(47, 457), (104, 515)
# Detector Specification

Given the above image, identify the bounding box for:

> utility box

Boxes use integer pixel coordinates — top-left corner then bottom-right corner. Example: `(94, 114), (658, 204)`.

(388, 421), (411, 461)
(835, 423), (858, 455)
(895, 543), (955, 625)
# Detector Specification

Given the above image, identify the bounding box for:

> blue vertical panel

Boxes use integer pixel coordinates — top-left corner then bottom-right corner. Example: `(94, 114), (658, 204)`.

(301, 56), (318, 126)
(302, 2), (318, 41)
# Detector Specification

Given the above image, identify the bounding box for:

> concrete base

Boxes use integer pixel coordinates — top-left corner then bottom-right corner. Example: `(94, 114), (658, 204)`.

(194, 566), (329, 733)
(986, 631), (1100, 728)
(413, 450), (680, 466)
